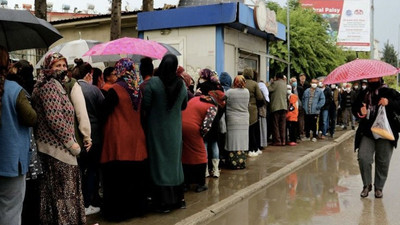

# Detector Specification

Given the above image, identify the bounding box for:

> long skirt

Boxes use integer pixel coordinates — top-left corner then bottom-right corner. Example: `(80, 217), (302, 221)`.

(226, 151), (246, 169)
(259, 117), (268, 147)
(39, 153), (86, 225)
(183, 163), (207, 186)
(101, 160), (148, 222)
(151, 184), (185, 212)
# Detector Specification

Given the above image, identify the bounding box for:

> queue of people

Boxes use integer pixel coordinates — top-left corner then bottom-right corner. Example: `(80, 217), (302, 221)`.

(1, 43), (399, 225)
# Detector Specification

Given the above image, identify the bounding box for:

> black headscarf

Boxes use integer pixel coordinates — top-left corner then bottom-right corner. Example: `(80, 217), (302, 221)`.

(154, 54), (183, 110)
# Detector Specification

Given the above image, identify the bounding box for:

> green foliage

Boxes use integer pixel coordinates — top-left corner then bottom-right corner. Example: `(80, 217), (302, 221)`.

(380, 41), (399, 90)
(381, 40), (398, 67)
(268, 0), (357, 80)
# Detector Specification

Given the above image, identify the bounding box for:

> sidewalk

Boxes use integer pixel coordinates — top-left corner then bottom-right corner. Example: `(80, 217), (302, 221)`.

(87, 129), (355, 225)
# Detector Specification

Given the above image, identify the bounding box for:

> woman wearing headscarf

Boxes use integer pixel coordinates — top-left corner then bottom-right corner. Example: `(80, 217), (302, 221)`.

(73, 58), (104, 215)
(196, 69), (225, 177)
(7, 59), (42, 225)
(196, 68), (223, 95)
(32, 52), (85, 224)
(225, 75), (250, 169)
(0, 47), (37, 225)
(177, 66), (195, 100)
(243, 68), (264, 157)
(100, 58), (148, 221)
(182, 90), (225, 192)
(220, 71), (232, 92)
(142, 54), (188, 212)
(352, 77), (400, 198)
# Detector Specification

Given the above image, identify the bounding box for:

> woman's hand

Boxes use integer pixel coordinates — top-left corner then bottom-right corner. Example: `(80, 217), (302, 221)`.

(358, 103), (367, 118)
(84, 140), (92, 152)
(378, 98), (389, 106)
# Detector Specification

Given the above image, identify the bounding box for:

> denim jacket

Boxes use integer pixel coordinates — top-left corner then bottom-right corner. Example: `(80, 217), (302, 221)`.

(302, 87), (325, 115)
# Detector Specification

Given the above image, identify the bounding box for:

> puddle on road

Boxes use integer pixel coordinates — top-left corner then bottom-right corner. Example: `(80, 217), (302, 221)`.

(205, 138), (366, 225)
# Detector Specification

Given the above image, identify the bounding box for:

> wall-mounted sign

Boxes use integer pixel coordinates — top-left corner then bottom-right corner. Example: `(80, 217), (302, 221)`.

(254, 1), (278, 36)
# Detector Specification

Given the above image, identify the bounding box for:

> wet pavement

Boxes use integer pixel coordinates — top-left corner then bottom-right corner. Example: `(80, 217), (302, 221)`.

(204, 136), (400, 225)
(87, 129), (355, 225)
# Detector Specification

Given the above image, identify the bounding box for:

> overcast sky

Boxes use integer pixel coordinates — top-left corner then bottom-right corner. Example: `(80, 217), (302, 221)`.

(4, 0), (400, 54)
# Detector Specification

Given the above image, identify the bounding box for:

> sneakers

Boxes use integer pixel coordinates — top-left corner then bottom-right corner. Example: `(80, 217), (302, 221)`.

(288, 142), (297, 146)
(248, 151), (258, 157)
(311, 137), (317, 142)
(255, 149), (263, 155)
(85, 205), (100, 215)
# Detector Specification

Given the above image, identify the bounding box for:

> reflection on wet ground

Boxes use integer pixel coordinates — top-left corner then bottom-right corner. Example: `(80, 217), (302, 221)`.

(88, 130), (353, 225)
(205, 138), (400, 225)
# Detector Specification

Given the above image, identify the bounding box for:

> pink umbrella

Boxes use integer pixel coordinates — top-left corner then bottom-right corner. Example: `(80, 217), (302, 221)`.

(83, 37), (168, 62)
(323, 59), (400, 84)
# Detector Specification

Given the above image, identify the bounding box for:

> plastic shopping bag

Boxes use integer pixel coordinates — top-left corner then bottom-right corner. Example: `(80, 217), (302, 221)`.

(371, 106), (395, 141)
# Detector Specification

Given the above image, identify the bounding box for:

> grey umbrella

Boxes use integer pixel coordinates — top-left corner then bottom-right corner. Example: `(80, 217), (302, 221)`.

(0, 8), (63, 51)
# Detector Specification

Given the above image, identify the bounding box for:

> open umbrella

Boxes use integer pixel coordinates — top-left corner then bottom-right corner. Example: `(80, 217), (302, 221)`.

(35, 39), (104, 69)
(324, 59), (400, 84)
(83, 37), (178, 63)
(0, 8), (62, 51)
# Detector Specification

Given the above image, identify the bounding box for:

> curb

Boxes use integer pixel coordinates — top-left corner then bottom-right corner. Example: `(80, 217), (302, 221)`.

(175, 130), (356, 225)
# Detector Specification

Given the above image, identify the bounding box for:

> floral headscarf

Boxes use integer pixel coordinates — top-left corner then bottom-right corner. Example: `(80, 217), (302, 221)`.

(208, 90), (226, 109)
(200, 69), (219, 84)
(36, 52), (68, 87)
(200, 90), (226, 109)
(114, 58), (141, 110)
(233, 75), (246, 88)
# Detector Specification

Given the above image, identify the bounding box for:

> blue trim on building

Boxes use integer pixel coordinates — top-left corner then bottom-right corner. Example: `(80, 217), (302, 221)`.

(138, 3), (237, 31)
(215, 25), (224, 76)
(137, 3), (286, 41)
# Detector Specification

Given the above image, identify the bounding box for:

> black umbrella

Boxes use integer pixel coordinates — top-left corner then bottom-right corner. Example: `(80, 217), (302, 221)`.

(0, 8), (63, 51)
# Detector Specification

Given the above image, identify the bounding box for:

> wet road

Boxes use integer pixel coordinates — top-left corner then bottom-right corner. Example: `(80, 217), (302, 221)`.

(205, 138), (400, 225)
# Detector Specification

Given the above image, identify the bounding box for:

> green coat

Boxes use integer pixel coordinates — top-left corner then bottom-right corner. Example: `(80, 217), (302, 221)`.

(245, 79), (264, 125)
(142, 77), (188, 186)
(268, 79), (288, 113)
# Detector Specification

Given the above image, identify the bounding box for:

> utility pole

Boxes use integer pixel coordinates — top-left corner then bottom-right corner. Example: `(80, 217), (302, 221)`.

(287, 0), (290, 82)
(397, 24), (400, 90)
(370, 0), (374, 59)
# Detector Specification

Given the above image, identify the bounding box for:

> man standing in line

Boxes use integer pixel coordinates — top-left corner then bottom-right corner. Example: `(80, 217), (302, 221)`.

(268, 74), (288, 146)
(297, 73), (310, 138)
(302, 79), (325, 142)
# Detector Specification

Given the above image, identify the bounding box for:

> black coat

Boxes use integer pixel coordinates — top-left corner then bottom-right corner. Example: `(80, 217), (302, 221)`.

(352, 87), (400, 150)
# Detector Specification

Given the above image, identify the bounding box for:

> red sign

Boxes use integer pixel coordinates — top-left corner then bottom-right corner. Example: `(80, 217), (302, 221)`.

(300, 0), (344, 14)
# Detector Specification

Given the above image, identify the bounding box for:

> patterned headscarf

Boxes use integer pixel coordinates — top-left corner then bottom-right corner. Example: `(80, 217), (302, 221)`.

(114, 58), (141, 110)
(233, 75), (246, 88)
(200, 69), (219, 84)
(208, 90), (226, 109)
(36, 52), (68, 87)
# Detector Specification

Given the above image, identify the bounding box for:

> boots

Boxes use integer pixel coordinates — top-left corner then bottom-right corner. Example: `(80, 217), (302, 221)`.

(205, 163), (210, 177)
(211, 159), (220, 178)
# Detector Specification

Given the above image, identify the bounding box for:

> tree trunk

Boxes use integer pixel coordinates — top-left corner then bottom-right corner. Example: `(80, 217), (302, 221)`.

(34, 0), (47, 64)
(143, 0), (154, 11)
(34, 0), (47, 20)
(110, 0), (121, 40)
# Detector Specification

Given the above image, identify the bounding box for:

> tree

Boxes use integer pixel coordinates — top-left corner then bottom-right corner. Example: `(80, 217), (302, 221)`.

(269, 2), (347, 79)
(381, 40), (399, 89)
(381, 40), (398, 67)
(110, 0), (121, 40)
(34, 0), (47, 20)
(143, 0), (154, 11)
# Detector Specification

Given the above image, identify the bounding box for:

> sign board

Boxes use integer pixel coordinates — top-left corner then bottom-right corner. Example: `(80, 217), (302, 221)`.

(300, 0), (371, 52)
(254, 1), (278, 36)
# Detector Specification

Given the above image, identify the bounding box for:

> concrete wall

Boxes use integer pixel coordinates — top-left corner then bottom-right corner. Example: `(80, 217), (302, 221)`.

(52, 15), (137, 47)
(143, 26), (216, 82)
(224, 27), (268, 82)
